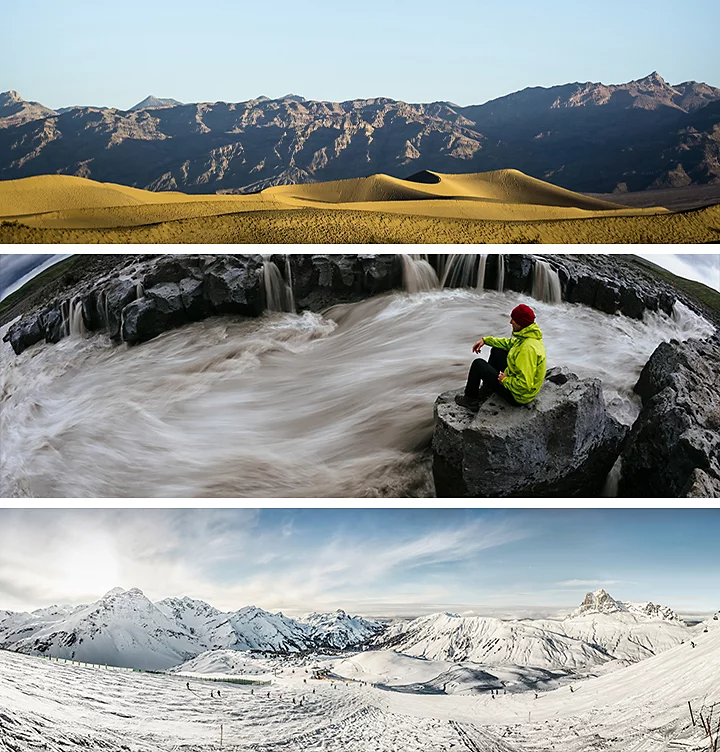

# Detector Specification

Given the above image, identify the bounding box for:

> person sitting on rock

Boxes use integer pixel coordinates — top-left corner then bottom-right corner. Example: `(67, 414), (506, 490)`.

(455, 304), (547, 411)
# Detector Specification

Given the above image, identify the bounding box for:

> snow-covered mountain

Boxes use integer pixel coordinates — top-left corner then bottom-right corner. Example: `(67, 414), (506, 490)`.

(0, 587), (199, 670)
(303, 609), (385, 649)
(379, 590), (690, 670)
(380, 611), (614, 670)
(570, 588), (681, 621)
(0, 589), (385, 669)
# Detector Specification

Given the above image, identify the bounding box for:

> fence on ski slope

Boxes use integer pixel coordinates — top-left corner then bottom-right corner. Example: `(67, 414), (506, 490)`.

(33, 653), (271, 686)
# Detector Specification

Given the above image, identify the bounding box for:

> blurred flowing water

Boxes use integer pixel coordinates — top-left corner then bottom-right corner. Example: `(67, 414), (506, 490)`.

(0, 289), (713, 498)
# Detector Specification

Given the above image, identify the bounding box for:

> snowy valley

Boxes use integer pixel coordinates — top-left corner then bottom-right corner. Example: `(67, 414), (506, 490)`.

(1, 589), (719, 750)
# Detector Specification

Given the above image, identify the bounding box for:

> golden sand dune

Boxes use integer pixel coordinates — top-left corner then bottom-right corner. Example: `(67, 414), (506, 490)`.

(1, 170), (717, 243)
(269, 169), (626, 211)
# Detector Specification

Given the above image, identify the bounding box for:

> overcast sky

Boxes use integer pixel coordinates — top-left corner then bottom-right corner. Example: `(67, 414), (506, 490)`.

(3, 0), (719, 110)
(0, 509), (717, 617)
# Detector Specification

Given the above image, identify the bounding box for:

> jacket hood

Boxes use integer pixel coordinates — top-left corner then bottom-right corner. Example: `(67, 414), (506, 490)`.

(513, 323), (543, 339)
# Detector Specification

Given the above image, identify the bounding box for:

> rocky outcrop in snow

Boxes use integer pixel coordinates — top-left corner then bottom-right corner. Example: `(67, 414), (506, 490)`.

(432, 366), (628, 497)
(618, 335), (720, 497)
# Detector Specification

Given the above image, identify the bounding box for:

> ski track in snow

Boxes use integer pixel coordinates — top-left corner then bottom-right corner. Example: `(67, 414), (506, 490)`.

(2, 624), (719, 752)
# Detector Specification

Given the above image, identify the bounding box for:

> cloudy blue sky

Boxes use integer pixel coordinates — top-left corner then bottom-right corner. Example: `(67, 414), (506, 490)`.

(0, 509), (717, 617)
(3, 0), (719, 110)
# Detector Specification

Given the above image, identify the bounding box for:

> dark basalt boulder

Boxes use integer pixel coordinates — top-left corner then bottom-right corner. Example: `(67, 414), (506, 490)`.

(618, 336), (720, 497)
(432, 367), (628, 497)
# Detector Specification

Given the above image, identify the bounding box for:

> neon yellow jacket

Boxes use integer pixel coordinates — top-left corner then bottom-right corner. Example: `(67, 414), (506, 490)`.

(483, 323), (547, 404)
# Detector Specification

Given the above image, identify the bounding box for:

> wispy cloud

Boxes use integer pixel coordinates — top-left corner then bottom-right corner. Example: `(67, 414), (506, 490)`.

(556, 579), (623, 588)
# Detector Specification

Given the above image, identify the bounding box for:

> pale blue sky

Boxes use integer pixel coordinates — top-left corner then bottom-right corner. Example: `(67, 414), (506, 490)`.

(0, 509), (717, 616)
(3, 0), (719, 110)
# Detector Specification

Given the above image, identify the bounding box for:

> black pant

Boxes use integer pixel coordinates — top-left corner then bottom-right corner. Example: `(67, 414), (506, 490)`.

(465, 347), (520, 406)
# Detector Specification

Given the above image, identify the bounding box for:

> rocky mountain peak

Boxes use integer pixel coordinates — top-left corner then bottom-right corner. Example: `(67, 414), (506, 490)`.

(129, 95), (183, 111)
(573, 589), (626, 616)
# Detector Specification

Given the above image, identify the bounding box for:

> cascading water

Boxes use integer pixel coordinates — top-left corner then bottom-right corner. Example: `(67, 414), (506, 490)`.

(476, 255), (487, 291)
(401, 255), (439, 293)
(263, 258), (295, 313)
(496, 255), (505, 292)
(439, 254), (480, 289)
(0, 289), (713, 498)
(531, 259), (562, 304)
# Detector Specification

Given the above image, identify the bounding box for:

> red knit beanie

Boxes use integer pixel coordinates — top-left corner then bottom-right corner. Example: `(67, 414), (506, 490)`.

(511, 304), (535, 329)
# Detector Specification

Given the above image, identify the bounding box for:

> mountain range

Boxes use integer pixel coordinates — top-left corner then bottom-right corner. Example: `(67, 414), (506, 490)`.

(1, 588), (712, 673)
(1, 73), (719, 194)
(0, 587), (383, 670)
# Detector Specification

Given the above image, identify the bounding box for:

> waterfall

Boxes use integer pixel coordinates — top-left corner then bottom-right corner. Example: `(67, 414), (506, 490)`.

(439, 254), (481, 289)
(602, 457), (622, 497)
(531, 259), (562, 304)
(263, 259), (295, 313)
(136, 281), (144, 299)
(496, 255), (505, 292)
(68, 300), (85, 338)
(476, 254), (487, 291)
(401, 254), (439, 293)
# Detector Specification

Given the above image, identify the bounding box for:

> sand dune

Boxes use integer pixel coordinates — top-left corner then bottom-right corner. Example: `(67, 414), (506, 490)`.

(0, 169), (716, 243)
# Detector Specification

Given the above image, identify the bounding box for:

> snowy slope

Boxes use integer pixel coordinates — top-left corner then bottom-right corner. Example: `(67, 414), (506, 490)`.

(167, 648), (275, 678)
(155, 595), (220, 640)
(382, 590), (689, 669)
(1, 623), (717, 752)
(381, 611), (614, 669)
(2, 588), (200, 670)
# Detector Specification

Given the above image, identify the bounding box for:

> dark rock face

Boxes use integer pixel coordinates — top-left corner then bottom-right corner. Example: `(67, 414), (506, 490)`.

(3, 253), (404, 353)
(618, 336), (720, 497)
(432, 367), (628, 497)
(289, 254), (402, 310)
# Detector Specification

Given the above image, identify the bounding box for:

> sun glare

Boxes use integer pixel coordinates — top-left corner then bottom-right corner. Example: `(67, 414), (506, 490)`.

(57, 543), (121, 600)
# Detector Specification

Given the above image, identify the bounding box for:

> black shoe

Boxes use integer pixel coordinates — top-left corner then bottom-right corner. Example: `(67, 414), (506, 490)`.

(455, 394), (480, 411)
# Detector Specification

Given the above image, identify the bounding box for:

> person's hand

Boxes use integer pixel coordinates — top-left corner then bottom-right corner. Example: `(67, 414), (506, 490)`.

(472, 338), (485, 354)
(498, 371), (506, 382)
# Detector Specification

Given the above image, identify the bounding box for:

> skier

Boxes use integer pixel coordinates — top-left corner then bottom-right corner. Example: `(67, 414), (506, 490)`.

(186, 682), (190, 690)
(455, 304), (547, 411)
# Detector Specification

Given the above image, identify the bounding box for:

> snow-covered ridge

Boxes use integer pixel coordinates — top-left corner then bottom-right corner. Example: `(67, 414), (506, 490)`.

(377, 590), (690, 670)
(0, 588), (384, 669)
(570, 588), (681, 621)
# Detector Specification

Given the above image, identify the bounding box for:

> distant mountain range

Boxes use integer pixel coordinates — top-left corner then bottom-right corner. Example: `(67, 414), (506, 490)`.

(1, 588), (714, 672)
(0, 588), (383, 670)
(1, 73), (719, 193)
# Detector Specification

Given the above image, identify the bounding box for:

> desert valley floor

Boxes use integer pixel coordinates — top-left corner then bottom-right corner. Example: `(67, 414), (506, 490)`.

(1, 169), (719, 243)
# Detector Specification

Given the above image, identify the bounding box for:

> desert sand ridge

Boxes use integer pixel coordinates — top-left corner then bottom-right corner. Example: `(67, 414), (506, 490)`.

(3, 169), (716, 243)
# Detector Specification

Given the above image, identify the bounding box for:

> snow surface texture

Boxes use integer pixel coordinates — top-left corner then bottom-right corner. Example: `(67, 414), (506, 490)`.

(1, 623), (718, 752)
(0, 588), (383, 670)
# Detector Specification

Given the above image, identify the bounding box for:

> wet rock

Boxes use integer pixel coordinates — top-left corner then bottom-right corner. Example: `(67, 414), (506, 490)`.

(101, 278), (141, 339)
(2, 312), (45, 354)
(618, 336), (720, 497)
(432, 366), (628, 497)
(291, 254), (402, 310)
(203, 255), (264, 316)
(42, 306), (64, 344)
(121, 283), (188, 344)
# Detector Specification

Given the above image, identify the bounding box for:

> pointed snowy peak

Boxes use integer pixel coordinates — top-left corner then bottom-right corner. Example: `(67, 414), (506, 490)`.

(129, 95), (183, 111)
(302, 610), (385, 649)
(624, 601), (680, 622)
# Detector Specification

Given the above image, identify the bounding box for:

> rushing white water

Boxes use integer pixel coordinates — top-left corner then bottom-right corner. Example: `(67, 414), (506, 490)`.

(0, 290), (713, 498)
